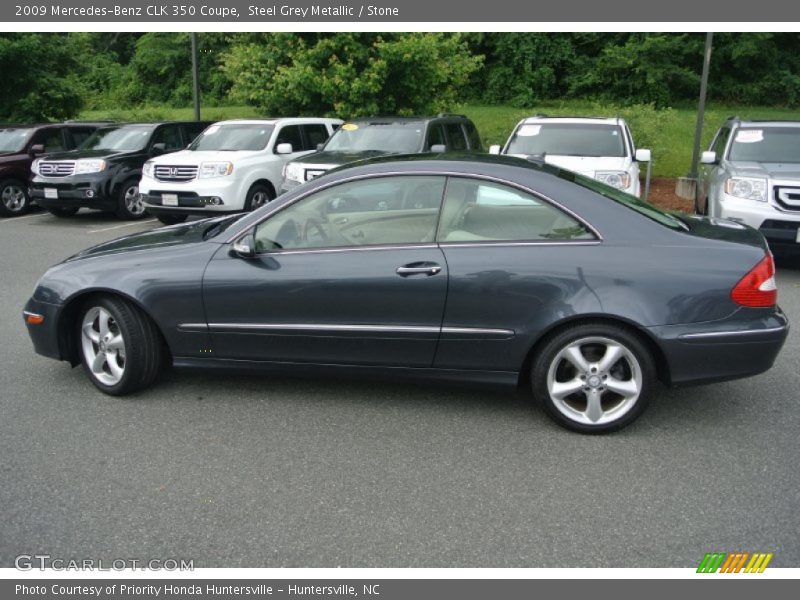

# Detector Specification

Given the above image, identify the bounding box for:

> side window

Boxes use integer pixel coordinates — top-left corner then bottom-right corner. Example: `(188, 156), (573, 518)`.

(33, 128), (65, 152)
(445, 123), (468, 151)
(254, 176), (446, 252)
(711, 128), (730, 158)
(437, 178), (594, 243)
(274, 125), (303, 153)
(303, 124), (330, 150)
(151, 125), (183, 151)
(67, 127), (95, 149)
(426, 124), (446, 150)
(464, 121), (483, 151)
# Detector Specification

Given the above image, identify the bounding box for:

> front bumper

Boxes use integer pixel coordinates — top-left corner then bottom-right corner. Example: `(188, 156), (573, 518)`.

(647, 307), (789, 386)
(23, 297), (65, 361)
(30, 175), (114, 210)
(717, 193), (800, 249)
(142, 192), (241, 216)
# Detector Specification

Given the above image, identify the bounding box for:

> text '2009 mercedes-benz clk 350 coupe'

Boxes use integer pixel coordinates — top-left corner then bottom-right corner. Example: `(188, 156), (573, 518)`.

(23, 154), (788, 433)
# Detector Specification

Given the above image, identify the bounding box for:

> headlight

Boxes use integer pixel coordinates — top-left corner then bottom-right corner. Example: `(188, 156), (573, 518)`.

(143, 160), (154, 178)
(284, 162), (304, 183)
(74, 159), (106, 174)
(199, 161), (233, 178)
(725, 177), (767, 202)
(595, 171), (632, 190)
(31, 159), (40, 175)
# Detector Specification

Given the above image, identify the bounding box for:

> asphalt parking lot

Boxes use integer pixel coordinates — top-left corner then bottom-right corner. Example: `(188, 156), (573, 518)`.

(1, 207), (799, 568)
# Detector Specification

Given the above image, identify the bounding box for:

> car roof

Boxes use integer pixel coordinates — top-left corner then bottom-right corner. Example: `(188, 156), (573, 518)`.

(521, 116), (624, 126)
(732, 119), (800, 127)
(345, 114), (470, 125)
(213, 118), (343, 126)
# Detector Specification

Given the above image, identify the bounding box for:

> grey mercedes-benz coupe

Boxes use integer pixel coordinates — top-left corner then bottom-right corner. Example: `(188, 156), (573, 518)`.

(23, 154), (788, 433)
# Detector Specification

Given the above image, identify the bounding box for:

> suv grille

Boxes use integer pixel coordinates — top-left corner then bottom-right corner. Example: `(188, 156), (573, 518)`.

(38, 161), (75, 177)
(154, 165), (198, 182)
(775, 187), (800, 211)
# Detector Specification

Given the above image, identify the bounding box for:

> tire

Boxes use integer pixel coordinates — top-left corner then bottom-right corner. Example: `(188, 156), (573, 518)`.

(47, 206), (80, 218)
(77, 296), (165, 396)
(0, 178), (31, 217)
(244, 183), (274, 212)
(114, 179), (146, 220)
(156, 214), (188, 226)
(531, 322), (655, 434)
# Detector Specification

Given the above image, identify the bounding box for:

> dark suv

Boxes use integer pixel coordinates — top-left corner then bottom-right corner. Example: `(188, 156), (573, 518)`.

(30, 121), (210, 220)
(280, 114), (483, 192)
(0, 122), (104, 217)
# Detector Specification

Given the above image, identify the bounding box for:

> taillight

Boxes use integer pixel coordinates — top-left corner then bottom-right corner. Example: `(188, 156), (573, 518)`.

(731, 254), (777, 307)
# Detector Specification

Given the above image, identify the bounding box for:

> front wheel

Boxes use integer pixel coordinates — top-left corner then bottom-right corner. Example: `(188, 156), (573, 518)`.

(244, 183), (274, 212)
(532, 323), (655, 433)
(78, 296), (165, 395)
(156, 214), (188, 225)
(0, 179), (31, 217)
(115, 180), (146, 220)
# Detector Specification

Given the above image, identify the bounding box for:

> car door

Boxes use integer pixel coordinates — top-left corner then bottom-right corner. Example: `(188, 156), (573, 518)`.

(202, 175), (449, 367)
(699, 127), (730, 214)
(433, 176), (599, 372)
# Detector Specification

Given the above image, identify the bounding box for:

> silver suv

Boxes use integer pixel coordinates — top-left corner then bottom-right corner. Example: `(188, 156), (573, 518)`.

(698, 117), (800, 253)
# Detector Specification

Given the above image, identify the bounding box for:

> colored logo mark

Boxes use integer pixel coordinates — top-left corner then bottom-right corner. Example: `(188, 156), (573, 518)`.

(697, 552), (773, 573)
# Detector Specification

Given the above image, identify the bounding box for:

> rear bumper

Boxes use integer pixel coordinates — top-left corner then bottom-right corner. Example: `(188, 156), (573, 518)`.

(647, 307), (789, 386)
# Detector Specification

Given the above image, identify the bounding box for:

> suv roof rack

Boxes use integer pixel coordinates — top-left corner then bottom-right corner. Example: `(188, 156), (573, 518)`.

(436, 113), (468, 119)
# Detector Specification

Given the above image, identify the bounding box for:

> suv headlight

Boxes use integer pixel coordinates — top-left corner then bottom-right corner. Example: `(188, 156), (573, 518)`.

(595, 171), (631, 190)
(725, 177), (767, 202)
(284, 162), (304, 183)
(31, 158), (41, 175)
(199, 161), (233, 178)
(143, 160), (155, 178)
(74, 159), (106, 174)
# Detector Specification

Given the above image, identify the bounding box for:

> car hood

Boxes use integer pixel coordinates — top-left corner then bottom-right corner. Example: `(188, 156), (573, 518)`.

(38, 149), (135, 161)
(0, 151), (27, 163)
(729, 161), (800, 180)
(64, 216), (232, 262)
(291, 150), (393, 168)
(508, 154), (631, 176)
(151, 149), (261, 163)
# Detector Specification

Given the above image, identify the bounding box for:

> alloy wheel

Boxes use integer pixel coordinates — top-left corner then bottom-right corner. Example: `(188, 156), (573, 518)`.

(2, 184), (27, 213)
(124, 185), (144, 216)
(80, 306), (127, 386)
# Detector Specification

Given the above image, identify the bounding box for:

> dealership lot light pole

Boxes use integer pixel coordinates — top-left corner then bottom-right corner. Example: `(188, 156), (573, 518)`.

(191, 33), (201, 121)
(688, 32), (714, 199)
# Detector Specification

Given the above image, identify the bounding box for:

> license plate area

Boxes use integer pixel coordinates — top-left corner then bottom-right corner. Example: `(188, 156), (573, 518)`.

(44, 188), (58, 199)
(162, 193), (179, 206)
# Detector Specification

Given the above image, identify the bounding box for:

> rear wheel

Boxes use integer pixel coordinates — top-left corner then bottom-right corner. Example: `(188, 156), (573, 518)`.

(47, 206), (79, 218)
(115, 180), (146, 220)
(244, 183), (274, 212)
(532, 322), (655, 433)
(78, 296), (165, 395)
(156, 214), (188, 225)
(0, 179), (30, 217)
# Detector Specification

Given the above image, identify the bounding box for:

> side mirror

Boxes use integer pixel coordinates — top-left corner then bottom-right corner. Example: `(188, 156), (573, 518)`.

(30, 144), (45, 155)
(151, 143), (167, 155)
(430, 144), (447, 153)
(316, 143), (325, 151)
(230, 233), (256, 258)
(701, 151), (717, 165)
(275, 143), (293, 155)
(635, 148), (651, 162)
(489, 144), (502, 155)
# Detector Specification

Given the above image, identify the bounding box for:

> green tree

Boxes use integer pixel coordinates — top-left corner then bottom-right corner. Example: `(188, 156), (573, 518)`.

(0, 34), (84, 121)
(223, 33), (483, 117)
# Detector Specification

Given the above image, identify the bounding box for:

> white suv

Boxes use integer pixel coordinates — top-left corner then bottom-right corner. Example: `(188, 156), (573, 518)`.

(490, 116), (651, 197)
(140, 118), (342, 224)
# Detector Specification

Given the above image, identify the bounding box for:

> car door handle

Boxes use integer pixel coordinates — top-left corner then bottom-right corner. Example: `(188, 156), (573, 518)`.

(396, 264), (442, 277)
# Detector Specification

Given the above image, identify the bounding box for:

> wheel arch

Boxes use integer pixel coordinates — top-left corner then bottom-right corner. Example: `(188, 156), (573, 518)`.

(248, 178), (277, 199)
(56, 288), (172, 366)
(516, 314), (671, 389)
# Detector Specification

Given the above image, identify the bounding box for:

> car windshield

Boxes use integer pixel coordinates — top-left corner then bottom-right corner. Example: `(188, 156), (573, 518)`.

(0, 127), (34, 152)
(559, 169), (686, 230)
(323, 123), (424, 153)
(506, 123), (627, 157)
(728, 127), (800, 163)
(81, 125), (155, 152)
(190, 123), (275, 151)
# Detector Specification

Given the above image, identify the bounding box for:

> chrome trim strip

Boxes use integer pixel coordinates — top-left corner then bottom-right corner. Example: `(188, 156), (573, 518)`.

(438, 240), (601, 248)
(22, 310), (43, 319)
(679, 326), (787, 340)
(224, 170), (603, 244)
(178, 323), (515, 336)
(263, 244), (438, 256)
